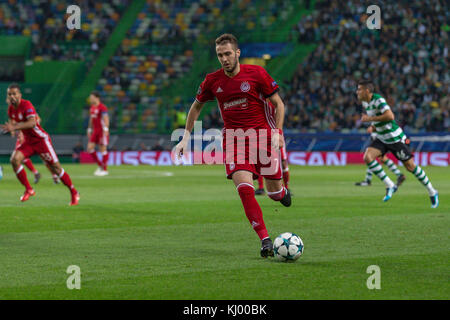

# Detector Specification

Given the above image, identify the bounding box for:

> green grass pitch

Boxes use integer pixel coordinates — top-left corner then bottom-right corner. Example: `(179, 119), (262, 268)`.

(0, 164), (448, 299)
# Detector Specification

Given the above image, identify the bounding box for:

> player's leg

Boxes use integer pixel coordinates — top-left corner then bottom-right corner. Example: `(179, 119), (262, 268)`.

(98, 143), (109, 175)
(364, 144), (396, 201)
(255, 175), (265, 195)
(265, 178), (291, 207)
(381, 154), (406, 186)
(45, 162), (60, 184)
(281, 159), (290, 191)
(22, 158), (41, 184)
(355, 167), (372, 186)
(279, 145), (290, 192)
(231, 170), (273, 257)
(11, 149), (35, 201)
(402, 158), (439, 208)
(87, 140), (102, 172)
(40, 137), (80, 205)
(47, 161), (80, 205)
(260, 151), (291, 207)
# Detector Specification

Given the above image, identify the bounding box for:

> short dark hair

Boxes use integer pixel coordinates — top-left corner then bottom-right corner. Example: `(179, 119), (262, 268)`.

(90, 91), (101, 99)
(358, 80), (374, 92)
(8, 83), (21, 91)
(215, 33), (239, 50)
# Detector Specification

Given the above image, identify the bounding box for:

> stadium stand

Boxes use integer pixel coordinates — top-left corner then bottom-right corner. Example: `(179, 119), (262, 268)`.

(0, 0), (130, 69)
(90, 0), (300, 133)
(286, 0), (449, 133)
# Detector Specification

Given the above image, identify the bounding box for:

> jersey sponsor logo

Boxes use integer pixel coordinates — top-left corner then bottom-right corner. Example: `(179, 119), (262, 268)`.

(18, 113), (23, 120)
(240, 81), (250, 92)
(216, 86), (223, 93)
(223, 98), (248, 110)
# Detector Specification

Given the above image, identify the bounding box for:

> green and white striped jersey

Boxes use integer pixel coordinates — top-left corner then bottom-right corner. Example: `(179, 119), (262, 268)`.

(362, 93), (405, 144)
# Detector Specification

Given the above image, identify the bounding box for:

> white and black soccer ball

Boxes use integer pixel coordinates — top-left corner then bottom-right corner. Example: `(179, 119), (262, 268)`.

(273, 232), (304, 262)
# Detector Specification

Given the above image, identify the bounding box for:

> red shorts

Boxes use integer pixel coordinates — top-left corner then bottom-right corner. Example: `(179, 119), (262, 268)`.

(223, 129), (282, 180)
(16, 137), (59, 165)
(89, 130), (109, 145)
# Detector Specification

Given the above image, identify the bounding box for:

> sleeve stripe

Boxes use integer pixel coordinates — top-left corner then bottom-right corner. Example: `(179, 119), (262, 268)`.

(195, 98), (214, 104)
(264, 88), (279, 99)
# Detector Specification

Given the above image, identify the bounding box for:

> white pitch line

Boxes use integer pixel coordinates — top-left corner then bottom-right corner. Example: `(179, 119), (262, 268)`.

(74, 171), (174, 179)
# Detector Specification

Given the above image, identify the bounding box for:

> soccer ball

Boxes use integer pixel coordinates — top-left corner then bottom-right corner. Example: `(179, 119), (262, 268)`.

(273, 232), (304, 262)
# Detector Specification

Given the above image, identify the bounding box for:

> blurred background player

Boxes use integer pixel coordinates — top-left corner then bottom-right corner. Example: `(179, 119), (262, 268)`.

(86, 91), (110, 176)
(355, 125), (406, 187)
(0, 83), (79, 205)
(175, 34), (291, 258)
(357, 80), (438, 208)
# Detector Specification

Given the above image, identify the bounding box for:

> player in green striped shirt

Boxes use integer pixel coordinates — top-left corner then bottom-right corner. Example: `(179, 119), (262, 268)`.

(356, 80), (439, 208)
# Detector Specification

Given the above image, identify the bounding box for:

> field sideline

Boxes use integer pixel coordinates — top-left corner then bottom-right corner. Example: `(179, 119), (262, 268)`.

(0, 164), (448, 299)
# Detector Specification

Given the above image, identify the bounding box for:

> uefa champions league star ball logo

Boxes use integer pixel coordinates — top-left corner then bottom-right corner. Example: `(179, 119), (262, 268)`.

(240, 81), (250, 92)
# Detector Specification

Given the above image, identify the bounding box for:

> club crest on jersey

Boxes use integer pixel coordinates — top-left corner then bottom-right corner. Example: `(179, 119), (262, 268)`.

(240, 81), (250, 92)
(18, 113), (23, 120)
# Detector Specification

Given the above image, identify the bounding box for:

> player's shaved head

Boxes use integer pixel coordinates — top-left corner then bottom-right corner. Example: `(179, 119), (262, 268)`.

(7, 83), (22, 106)
(8, 83), (21, 92)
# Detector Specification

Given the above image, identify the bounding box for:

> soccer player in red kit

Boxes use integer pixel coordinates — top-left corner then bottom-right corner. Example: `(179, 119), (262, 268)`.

(86, 91), (110, 176)
(5, 95), (41, 184)
(1, 83), (79, 205)
(175, 34), (291, 258)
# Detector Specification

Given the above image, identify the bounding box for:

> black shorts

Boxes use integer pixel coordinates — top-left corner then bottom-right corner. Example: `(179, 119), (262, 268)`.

(369, 138), (413, 162)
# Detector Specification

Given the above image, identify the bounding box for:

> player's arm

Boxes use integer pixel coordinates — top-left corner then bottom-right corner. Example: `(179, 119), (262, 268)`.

(1, 115), (36, 132)
(267, 92), (285, 149)
(9, 119), (17, 138)
(175, 99), (205, 157)
(101, 113), (109, 135)
(87, 116), (93, 137)
(361, 109), (395, 122)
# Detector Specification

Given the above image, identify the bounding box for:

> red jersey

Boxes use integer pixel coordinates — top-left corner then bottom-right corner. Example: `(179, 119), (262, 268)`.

(8, 99), (48, 143)
(89, 102), (108, 132)
(196, 64), (279, 130)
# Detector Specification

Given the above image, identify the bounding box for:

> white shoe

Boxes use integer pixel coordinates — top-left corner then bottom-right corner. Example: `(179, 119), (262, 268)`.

(97, 169), (109, 176)
(94, 167), (103, 176)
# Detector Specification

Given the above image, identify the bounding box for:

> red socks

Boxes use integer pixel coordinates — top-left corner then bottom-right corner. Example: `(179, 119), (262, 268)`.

(102, 152), (109, 171)
(267, 187), (286, 201)
(90, 151), (102, 167)
(237, 183), (269, 240)
(282, 169), (289, 189)
(59, 169), (76, 194)
(16, 165), (32, 190)
(23, 158), (37, 174)
(257, 175), (264, 189)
